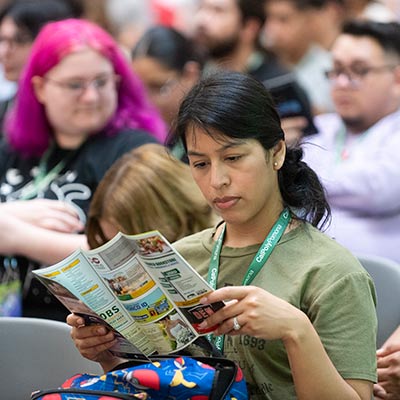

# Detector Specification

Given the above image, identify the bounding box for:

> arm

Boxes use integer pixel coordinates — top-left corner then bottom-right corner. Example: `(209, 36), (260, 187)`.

(0, 199), (84, 232)
(67, 314), (126, 373)
(199, 286), (373, 400)
(0, 212), (88, 264)
(374, 325), (400, 399)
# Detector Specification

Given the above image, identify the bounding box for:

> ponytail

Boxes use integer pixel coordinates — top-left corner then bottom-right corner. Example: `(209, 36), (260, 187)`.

(279, 146), (331, 229)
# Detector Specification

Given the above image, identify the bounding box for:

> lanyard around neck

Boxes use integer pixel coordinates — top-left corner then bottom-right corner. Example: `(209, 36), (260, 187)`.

(206, 208), (291, 351)
(335, 125), (370, 163)
(19, 143), (66, 200)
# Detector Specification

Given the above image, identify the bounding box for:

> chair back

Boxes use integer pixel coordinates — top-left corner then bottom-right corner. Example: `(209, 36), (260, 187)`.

(356, 254), (400, 347)
(0, 317), (102, 400)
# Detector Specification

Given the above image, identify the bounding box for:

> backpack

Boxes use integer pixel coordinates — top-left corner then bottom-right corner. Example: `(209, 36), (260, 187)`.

(31, 355), (248, 400)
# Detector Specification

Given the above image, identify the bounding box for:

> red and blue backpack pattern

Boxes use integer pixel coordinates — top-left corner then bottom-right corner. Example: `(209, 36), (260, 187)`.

(31, 356), (248, 400)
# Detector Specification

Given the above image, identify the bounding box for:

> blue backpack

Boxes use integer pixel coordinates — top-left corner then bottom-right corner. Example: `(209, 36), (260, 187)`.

(31, 356), (248, 400)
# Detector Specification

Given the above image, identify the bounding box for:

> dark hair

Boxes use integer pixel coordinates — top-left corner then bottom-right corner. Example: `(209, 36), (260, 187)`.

(132, 25), (203, 72)
(237, 0), (267, 25)
(0, 0), (75, 39)
(342, 20), (400, 59)
(168, 71), (330, 228)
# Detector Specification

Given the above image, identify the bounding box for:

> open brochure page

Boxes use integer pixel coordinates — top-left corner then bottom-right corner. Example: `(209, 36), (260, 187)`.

(33, 251), (155, 356)
(32, 274), (146, 359)
(86, 232), (224, 354)
(124, 232), (225, 334)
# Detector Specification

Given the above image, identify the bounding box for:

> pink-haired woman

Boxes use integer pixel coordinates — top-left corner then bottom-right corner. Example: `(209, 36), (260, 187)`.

(0, 18), (166, 320)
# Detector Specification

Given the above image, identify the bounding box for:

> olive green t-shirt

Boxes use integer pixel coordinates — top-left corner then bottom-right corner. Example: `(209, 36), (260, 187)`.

(173, 222), (377, 399)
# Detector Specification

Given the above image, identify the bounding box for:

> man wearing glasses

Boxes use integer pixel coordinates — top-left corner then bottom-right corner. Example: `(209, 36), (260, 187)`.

(303, 20), (400, 400)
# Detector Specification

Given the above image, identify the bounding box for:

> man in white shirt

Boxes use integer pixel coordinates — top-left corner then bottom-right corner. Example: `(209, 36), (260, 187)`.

(302, 21), (400, 399)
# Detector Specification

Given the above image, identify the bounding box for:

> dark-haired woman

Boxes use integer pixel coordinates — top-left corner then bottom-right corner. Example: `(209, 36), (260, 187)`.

(68, 71), (377, 400)
(131, 25), (202, 129)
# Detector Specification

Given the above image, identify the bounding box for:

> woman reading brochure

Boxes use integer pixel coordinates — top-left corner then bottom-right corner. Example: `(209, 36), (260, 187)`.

(67, 71), (377, 400)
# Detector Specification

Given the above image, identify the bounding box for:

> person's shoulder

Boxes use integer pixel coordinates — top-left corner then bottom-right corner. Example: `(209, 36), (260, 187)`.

(303, 113), (341, 145)
(173, 228), (215, 255)
(85, 129), (158, 157)
(313, 113), (341, 131)
(102, 129), (158, 147)
(293, 223), (366, 275)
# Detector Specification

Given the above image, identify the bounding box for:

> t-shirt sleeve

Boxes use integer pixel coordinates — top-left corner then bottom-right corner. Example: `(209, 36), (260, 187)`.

(308, 271), (377, 382)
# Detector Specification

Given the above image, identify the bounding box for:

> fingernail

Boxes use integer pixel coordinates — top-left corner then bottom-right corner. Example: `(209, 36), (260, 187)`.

(199, 297), (208, 304)
(97, 327), (107, 335)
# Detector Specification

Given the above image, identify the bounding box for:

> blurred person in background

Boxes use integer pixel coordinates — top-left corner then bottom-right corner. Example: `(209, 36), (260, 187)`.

(193, 0), (286, 81)
(87, 143), (216, 249)
(0, 0), (76, 135)
(302, 20), (400, 263)
(302, 22), (400, 398)
(0, 18), (165, 320)
(264, 0), (336, 114)
(306, 0), (346, 50)
(131, 26), (203, 131)
(193, 0), (315, 145)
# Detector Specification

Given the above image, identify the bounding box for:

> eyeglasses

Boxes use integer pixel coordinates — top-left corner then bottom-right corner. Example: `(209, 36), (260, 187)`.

(0, 33), (32, 49)
(44, 74), (120, 97)
(325, 64), (397, 87)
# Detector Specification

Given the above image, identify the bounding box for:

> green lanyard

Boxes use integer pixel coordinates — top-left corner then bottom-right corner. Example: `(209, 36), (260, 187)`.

(19, 144), (66, 200)
(206, 208), (291, 352)
(334, 125), (370, 163)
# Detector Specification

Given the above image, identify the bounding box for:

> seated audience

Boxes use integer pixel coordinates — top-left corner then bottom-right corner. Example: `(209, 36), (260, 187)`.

(68, 71), (377, 400)
(0, 18), (164, 320)
(302, 20), (400, 264)
(303, 22), (400, 400)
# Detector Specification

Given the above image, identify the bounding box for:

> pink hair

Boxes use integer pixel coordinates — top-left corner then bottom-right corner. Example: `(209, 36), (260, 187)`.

(5, 18), (167, 157)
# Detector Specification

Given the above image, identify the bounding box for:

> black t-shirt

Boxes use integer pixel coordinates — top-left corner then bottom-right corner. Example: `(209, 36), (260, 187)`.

(0, 129), (157, 320)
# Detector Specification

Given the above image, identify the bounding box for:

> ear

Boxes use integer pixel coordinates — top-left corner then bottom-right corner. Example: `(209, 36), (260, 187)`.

(272, 140), (286, 170)
(31, 76), (46, 104)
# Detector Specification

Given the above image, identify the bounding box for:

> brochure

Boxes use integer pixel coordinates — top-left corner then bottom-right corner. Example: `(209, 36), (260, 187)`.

(33, 231), (224, 359)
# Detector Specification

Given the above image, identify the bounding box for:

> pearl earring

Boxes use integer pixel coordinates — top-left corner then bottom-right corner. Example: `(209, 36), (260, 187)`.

(274, 162), (278, 167)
